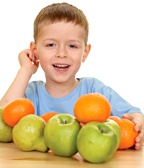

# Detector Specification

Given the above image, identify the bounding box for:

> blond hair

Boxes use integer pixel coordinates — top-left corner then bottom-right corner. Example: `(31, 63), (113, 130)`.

(33, 2), (89, 44)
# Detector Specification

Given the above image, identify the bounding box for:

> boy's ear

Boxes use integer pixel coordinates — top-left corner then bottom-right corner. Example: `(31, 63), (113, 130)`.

(30, 41), (36, 51)
(82, 44), (91, 62)
(30, 41), (39, 59)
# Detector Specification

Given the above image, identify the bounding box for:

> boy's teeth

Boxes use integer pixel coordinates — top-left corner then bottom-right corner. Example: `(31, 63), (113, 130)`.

(54, 64), (68, 67)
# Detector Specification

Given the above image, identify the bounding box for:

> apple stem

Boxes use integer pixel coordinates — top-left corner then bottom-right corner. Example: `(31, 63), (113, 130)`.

(101, 128), (105, 133)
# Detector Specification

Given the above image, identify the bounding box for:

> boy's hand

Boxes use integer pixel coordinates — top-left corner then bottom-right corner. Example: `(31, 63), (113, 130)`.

(18, 49), (39, 74)
(122, 113), (144, 150)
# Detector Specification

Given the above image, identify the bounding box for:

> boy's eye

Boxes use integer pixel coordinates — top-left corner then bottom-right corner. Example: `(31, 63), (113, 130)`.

(69, 45), (77, 48)
(46, 43), (56, 47)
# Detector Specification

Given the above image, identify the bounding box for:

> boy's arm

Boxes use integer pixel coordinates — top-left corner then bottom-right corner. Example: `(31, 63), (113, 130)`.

(0, 49), (39, 106)
(0, 68), (32, 106)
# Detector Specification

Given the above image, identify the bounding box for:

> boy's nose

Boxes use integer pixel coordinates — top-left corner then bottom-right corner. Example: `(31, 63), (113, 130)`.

(56, 46), (67, 58)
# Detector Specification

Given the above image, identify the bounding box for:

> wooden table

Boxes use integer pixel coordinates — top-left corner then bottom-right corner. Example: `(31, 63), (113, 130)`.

(0, 143), (143, 168)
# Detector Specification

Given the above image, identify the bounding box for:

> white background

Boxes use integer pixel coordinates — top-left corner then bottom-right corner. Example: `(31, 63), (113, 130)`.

(0, 0), (143, 113)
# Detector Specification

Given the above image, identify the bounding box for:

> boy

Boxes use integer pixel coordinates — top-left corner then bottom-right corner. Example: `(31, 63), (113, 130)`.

(0, 2), (143, 149)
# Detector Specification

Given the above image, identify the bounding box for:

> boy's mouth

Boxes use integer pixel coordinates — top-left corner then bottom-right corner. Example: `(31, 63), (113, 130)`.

(53, 64), (69, 69)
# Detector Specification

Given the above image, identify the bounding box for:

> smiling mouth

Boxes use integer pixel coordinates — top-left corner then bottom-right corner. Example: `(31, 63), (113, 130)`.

(53, 64), (69, 69)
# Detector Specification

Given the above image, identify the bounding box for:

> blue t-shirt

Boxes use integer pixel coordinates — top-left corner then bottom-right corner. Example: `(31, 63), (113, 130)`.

(24, 77), (142, 117)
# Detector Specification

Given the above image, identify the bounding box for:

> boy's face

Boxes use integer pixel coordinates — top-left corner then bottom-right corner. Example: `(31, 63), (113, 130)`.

(31, 21), (90, 83)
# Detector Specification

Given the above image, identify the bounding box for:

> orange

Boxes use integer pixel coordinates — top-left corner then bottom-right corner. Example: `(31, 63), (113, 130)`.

(41, 112), (57, 122)
(3, 98), (35, 127)
(109, 116), (138, 150)
(74, 93), (111, 124)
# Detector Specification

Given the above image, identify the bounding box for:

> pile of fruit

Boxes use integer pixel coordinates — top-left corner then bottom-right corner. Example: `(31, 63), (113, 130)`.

(0, 93), (138, 164)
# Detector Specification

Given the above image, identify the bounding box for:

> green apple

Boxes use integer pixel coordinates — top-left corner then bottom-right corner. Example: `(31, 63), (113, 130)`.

(44, 113), (81, 157)
(13, 114), (48, 152)
(105, 119), (121, 150)
(77, 121), (118, 163)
